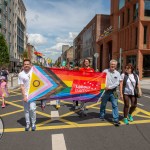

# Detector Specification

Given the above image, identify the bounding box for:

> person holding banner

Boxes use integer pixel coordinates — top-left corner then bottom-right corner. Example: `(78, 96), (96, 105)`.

(99, 60), (121, 126)
(18, 59), (36, 131)
(79, 59), (94, 116)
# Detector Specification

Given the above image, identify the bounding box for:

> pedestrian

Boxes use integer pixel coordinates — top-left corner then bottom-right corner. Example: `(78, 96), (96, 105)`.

(0, 67), (9, 82)
(0, 77), (8, 108)
(72, 65), (79, 110)
(18, 59), (36, 131)
(79, 59), (94, 116)
(99, 59), (121, 126)
(120, 63), (141, 125)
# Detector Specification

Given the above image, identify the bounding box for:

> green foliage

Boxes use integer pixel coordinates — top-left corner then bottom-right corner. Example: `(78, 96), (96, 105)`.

(21, 50), (28, 60)
(0, 33), (9, 66)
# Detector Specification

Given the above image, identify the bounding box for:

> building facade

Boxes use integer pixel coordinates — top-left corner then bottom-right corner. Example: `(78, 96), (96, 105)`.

(73, 14), (110, 69)
(63, 46), (74, 67)
(0, 0), (26, 72)
(97, 0), (150, 78)
(26, 43), (37, 64)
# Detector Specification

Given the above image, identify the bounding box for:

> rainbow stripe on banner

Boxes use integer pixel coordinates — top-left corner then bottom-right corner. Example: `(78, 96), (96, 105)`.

(27, 66), (106, 103)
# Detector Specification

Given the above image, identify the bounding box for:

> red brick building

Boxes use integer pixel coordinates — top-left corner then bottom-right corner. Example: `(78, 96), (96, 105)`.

(97, 0), (150, 78)
(74, 14), (110, 69)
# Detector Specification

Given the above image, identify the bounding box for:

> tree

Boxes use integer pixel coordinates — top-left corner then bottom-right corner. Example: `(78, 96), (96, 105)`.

(21, 50), (28, 60)
(0, 33), (9, 66)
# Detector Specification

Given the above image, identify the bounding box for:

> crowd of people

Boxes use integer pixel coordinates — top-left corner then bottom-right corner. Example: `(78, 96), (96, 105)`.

(0, 58), (142, 131)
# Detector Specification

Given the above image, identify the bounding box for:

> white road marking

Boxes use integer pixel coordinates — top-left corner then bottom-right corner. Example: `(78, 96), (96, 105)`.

(52, 134), (67, 150)
(143, 95), (150, 99)
(50, 100), (57, 105)
(137, 103), (144, 107)
(51, 111), (59, 120)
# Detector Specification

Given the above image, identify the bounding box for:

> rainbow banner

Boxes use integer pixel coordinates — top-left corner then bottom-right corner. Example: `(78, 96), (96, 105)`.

(27, 66), (106, 103)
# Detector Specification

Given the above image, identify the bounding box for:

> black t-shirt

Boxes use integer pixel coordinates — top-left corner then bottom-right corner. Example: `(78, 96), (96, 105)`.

(0, 70), (8, 80)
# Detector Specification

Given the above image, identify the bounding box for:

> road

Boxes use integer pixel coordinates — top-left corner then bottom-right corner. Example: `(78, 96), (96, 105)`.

(0, 88), (150, 150)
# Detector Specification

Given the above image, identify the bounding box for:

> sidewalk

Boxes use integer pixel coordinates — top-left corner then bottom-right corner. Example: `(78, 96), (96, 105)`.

(8, 73), (19, 90)
(140, 79), (150, 95)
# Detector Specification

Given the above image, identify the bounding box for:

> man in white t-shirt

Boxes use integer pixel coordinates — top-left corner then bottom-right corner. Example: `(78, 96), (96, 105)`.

(18, 59), (36, 131)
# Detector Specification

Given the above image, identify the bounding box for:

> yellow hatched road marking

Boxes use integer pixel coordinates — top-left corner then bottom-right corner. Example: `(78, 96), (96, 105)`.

(0, 109), (24, 117)
(36, 119), (52, 127)
(0, 100), (51, 118)
(36, 111), (51, 118)
(4, 119), (150, 133)
(60, 102), (101, 117)
(91, 106), (124, 114)
(12, 100), (22, 103)
(60, 118), (79, 126)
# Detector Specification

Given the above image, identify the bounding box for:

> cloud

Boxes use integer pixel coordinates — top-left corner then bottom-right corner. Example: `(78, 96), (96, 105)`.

(56, 32), (78, 43)
(23, 0), (111, 62)
(40, 32), (78, 62)
(28, 34), (48, 46)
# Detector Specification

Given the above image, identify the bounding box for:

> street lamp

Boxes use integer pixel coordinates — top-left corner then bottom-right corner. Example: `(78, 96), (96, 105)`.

(94, 52), (99, 72)
(119, 48), (122, 73)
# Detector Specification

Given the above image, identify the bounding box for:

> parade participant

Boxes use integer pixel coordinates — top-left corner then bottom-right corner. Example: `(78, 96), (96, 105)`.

(0, 77), (8, 108)
(120, 63), (141, 125)
(99, 59), (121, 126)
(0, 67), (9, 82)
(79, 59), (94, 116)
(72, 66), (79, 110)
(18, 59), (36, 131)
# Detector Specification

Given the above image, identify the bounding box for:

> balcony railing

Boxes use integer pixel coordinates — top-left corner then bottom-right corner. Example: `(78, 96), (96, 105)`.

(98, 26), (113, 40)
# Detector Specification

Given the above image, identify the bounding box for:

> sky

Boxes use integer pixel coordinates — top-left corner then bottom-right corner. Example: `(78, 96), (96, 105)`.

(23, 0), (110, 62)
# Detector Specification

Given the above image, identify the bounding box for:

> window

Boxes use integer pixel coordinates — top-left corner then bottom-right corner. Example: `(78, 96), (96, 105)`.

(133, 3), (139, 20)
(119, 0), (125, 9)
(143, 55), (150, 77)
(135, 27), (138, 46)
(127, 8), (130, 23)
(144, 26), (147, 44)
(118, 15), (120, 29)
(122, 12), (124, 27)
(144, 0), (150, 16)
(126, 55), (136, 68)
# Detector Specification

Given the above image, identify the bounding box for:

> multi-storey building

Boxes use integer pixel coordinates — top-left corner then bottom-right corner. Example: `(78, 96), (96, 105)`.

(26, 43), (37, 64)
(97, 0), (150, 78)
(63, 46), (74, 67)
(0, 0), (26, 72)
(73, 14), (110, 69)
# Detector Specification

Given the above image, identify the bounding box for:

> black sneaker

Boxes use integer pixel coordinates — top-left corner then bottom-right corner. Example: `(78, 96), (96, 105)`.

(113, 121), (120, 127)
(25, 124), (30, 131)
(99, 117), (105, 121)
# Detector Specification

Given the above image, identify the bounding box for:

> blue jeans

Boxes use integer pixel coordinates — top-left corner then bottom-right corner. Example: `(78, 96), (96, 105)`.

(100, 90), (119, 122)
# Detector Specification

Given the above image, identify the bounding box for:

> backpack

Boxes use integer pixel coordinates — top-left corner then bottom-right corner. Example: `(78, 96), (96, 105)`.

(123, 73), (138, 93)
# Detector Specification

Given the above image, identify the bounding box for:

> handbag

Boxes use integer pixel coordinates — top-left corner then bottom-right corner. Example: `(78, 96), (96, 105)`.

(128, 77), (142, 98)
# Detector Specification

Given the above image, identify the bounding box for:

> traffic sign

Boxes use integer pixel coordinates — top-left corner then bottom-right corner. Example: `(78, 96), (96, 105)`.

(94, 53), (99, 58)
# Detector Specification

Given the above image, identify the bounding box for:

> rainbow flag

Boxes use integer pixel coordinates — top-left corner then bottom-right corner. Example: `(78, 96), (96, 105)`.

(27, 66), (106, 102)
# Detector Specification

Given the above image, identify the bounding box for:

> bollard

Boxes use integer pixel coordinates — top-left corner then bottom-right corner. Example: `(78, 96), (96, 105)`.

(11, 76), (13, 87)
